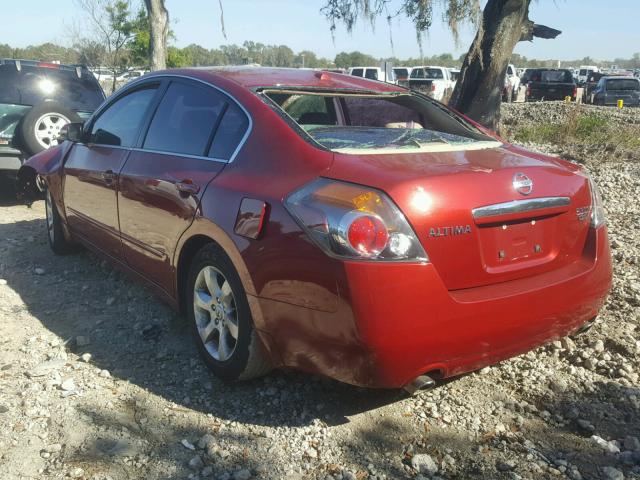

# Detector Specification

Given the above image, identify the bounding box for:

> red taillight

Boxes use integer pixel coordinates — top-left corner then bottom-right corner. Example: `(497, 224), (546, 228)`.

(285, 178), (428, 261)
(526, 84), (531, 96)
(346, 214), (389, 256)
(37, 62), (60, 69)
(431, 83), (436, 92)
(573, 86), (577, 98)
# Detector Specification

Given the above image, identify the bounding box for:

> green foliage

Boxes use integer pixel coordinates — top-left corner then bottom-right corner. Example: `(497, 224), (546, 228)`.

(322, 0), (481, 46)
(335, 51), (378, 68)
(129, 7), (151, 66)
(511, 107), (640, 150)
(167, 46), (191, 68)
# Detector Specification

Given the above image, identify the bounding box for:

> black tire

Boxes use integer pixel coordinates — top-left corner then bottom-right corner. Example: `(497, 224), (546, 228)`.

(19, 102), (80, 156)
(187, 243), (271, 382)
(45, 188), (78, 255)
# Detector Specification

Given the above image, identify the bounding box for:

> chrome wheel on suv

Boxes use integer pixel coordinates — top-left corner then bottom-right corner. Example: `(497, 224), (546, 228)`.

(34, 113), (70, 149)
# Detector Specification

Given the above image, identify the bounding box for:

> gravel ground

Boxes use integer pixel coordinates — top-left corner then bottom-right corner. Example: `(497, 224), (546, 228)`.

(0, 103), (638, 480)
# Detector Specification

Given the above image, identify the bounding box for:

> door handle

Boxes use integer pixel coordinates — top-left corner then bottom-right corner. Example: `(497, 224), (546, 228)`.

(176, 180), (200, 196)
(102, 170), (115, 184)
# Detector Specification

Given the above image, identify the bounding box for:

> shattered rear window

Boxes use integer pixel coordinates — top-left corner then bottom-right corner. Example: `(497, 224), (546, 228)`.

(263, 90), (500, 154)
(304, 125), (476, 151)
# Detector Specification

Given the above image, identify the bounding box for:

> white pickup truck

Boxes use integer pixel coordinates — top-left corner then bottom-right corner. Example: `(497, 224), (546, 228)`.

(406, 66), (454, 102)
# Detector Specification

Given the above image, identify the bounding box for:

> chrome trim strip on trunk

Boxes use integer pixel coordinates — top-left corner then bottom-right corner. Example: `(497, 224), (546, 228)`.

(472, 196), (571, 219)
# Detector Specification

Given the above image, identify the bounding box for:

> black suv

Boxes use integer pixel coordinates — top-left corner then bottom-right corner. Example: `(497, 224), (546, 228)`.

(0, 59), (105, 182)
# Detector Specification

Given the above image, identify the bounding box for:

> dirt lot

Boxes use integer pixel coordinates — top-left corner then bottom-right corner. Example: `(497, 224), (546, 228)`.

(0, 103), (639, 480)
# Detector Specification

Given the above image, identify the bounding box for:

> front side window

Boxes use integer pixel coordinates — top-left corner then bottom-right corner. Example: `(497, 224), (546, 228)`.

(144, 81), (226, 156)
(89, 87), (157, 146)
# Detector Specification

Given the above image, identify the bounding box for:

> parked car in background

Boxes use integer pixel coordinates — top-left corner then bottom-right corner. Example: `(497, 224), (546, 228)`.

(89, 67), (113, 82)
(505, 64), (520, 100)
(577, 65), (600, 86)
(349, 66), (395, 84)
(116, 68), (148, 83)
(519, 68), (533, 86)
(19, 67), (611, 392)
(407, 66), (454, 102)
(591, 76), (640, 106)
(502, 75), (513, 102)
(393, 67), (412, 84)
(525, 69), (577, 102)
(0, 59), (105, 185)
(582, 71), (606, 103)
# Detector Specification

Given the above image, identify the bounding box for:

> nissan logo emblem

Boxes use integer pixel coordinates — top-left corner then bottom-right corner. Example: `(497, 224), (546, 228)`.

(513, 172), (533, 195)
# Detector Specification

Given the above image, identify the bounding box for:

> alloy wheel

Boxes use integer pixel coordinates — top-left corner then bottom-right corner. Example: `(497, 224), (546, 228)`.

(193, 266), (239, 361)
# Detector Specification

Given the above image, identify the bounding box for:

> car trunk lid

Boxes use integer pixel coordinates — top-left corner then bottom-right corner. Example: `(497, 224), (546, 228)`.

(327, 145), (592, 290)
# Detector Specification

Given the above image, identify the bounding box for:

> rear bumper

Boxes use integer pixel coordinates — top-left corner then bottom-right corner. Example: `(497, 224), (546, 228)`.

(0, 146), (23, 171)
(527, 92), (575, 101)
(602, 95), (640, 106)
(259, 226), (611, 388)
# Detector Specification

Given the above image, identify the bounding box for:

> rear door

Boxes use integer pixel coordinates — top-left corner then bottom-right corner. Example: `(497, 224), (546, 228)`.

(117, 78), (250, 294)
(63, 84), (159, 258)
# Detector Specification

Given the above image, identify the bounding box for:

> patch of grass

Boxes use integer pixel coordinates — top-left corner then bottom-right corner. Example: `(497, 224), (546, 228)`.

(509, 105), (640, 151)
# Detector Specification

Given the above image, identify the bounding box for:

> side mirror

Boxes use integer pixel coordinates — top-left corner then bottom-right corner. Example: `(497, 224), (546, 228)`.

(59, 122), (84, 143)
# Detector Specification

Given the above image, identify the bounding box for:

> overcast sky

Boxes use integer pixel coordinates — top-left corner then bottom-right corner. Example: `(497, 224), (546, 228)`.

(5, 0), (640, 61)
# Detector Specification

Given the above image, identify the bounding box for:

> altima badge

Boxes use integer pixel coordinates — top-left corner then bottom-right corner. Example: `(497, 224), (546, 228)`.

(429, 225), (472, 237)
(576, 206), (591, 221)
(513, 172), (533, 195)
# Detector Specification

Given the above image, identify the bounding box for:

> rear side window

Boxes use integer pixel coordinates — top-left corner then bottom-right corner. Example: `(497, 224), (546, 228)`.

(89, 87), (157, 147)
(208, 103), (249, 160)
(144, 82), (226, 156)
(606, 79), (639, 91)
(350, 68), (363, 77)
(365, 69), (378, 80)
(0, 65), (104, 110)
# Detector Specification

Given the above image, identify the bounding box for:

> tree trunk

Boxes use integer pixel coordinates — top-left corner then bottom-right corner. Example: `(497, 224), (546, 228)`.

(144, 0), (169, 70)
(450, 0), (532, 130)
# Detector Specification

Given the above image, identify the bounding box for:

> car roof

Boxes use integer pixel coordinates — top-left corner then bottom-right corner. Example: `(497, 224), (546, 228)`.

(152, 67), (405, 93)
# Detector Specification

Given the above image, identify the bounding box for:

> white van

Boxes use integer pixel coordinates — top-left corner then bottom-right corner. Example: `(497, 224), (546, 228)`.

(349, 67), (396, 84)
(578, 65), (600, 85)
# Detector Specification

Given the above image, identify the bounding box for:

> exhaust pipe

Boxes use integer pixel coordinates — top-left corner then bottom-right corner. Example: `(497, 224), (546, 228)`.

(403, 374), (436, 396)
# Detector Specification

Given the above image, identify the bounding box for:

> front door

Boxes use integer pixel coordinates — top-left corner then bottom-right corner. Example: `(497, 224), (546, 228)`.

(63, 144), (128, 258)
(118, 79), (249, 294)
(63, 86), (159, 258)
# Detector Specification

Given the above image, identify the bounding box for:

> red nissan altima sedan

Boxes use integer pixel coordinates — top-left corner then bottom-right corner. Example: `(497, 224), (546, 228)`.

(20, 67), (612, 391)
